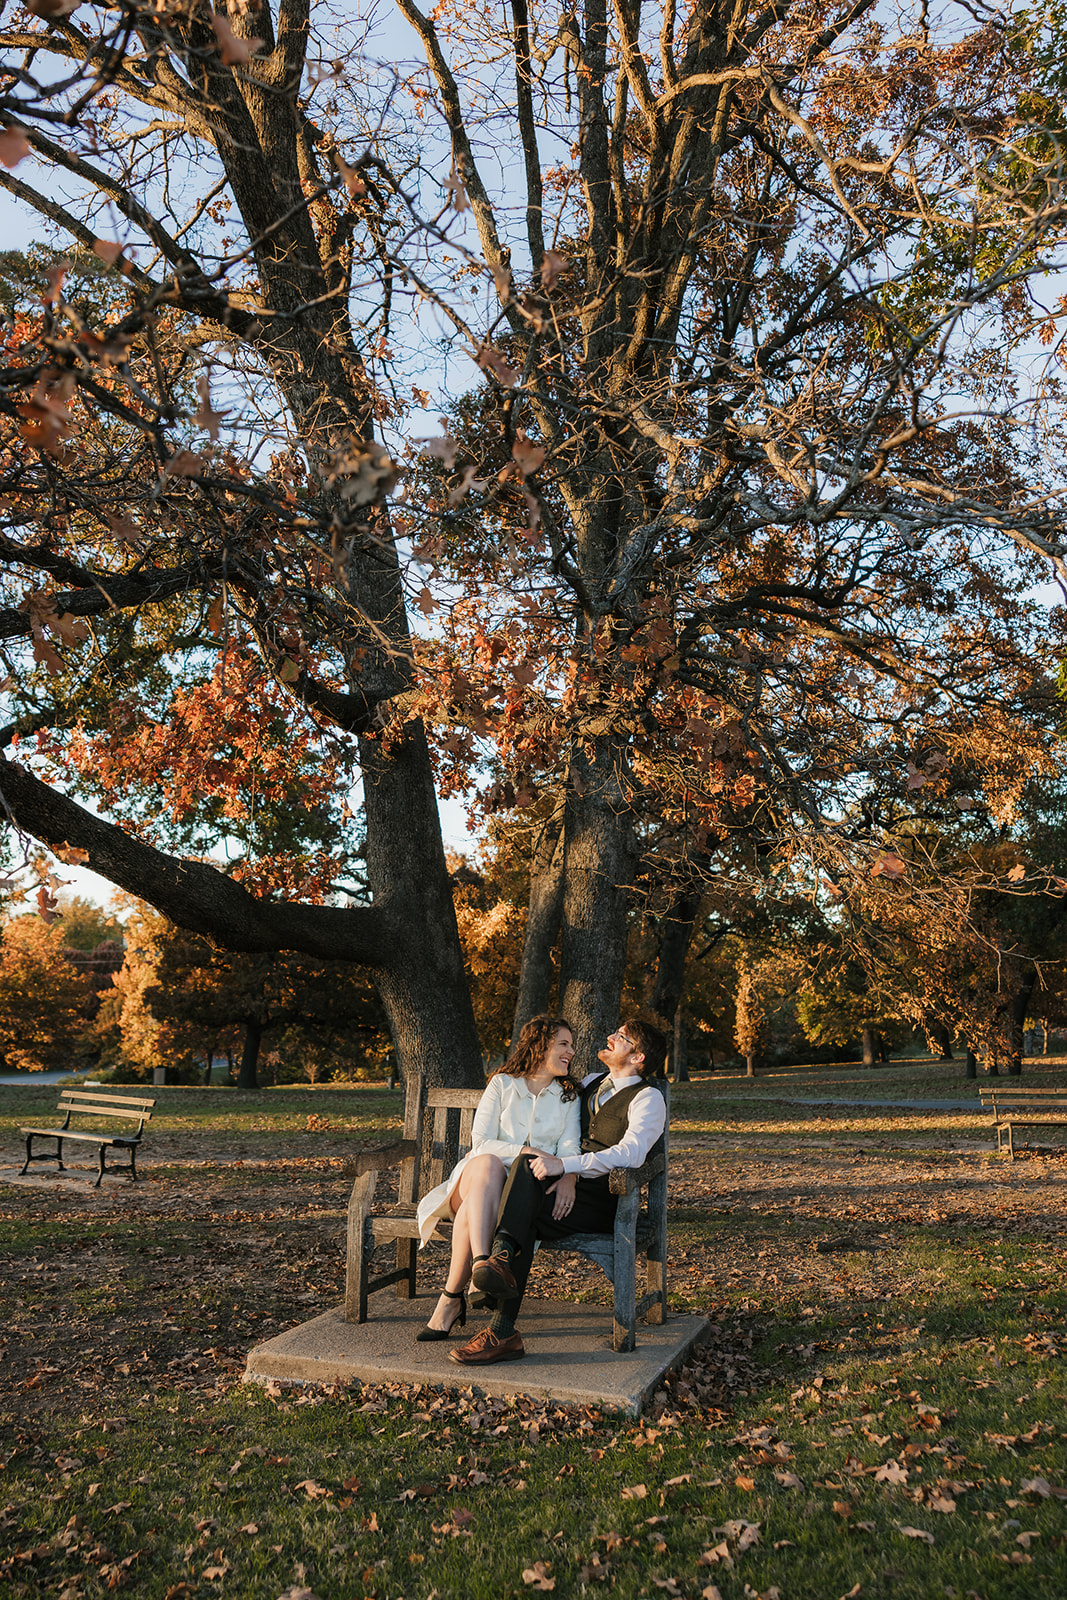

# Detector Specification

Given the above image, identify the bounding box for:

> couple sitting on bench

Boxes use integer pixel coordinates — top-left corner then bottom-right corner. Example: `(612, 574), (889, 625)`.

(414, 1012), (668, 1365)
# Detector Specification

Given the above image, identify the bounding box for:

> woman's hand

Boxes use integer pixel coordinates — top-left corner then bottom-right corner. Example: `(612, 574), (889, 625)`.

(547, 1172), (577, 1220)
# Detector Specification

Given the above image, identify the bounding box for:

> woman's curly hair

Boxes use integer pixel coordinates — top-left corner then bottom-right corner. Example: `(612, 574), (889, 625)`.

(492, 1013), (577, 1101)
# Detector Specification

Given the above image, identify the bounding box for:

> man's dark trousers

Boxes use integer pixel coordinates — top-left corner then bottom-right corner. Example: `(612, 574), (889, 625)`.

(492, 1153), (617, 1321)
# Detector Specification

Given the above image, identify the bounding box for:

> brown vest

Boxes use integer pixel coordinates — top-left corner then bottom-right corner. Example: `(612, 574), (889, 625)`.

(581, 1077), (663, 1158)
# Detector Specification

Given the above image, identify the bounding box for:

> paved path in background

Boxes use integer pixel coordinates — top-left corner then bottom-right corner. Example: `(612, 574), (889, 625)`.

(720, 1096), (985, 1111)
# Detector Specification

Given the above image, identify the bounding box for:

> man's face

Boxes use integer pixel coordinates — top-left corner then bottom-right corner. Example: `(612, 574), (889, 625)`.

(597, 1026), (644, 1078)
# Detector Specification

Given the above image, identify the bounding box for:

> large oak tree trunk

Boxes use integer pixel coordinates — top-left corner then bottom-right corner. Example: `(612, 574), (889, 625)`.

(559, 738), (635, 1070)
(361, 728), (483, 1089)
(511, 811), (566, 1044)
(238, 1018), (262, 1090)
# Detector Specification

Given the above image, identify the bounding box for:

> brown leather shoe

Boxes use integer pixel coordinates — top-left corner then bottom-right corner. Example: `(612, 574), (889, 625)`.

(471, 1255), (517, 1297)
(449, 1327), (525, 1365)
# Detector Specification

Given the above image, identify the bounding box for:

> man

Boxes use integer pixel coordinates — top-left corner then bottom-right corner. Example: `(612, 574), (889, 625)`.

(450, 1017), (668, 1365)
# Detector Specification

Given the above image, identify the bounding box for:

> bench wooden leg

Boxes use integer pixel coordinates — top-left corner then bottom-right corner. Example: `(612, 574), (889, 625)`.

(395, 1237), (417, 1300)
(345, 1172), (376, 1324)
(645, 1171), (668, 1326)
(612, 1191), (639, 1352)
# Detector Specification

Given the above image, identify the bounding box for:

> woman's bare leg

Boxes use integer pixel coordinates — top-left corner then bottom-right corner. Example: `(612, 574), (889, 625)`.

(425, 1155), (506, 1332)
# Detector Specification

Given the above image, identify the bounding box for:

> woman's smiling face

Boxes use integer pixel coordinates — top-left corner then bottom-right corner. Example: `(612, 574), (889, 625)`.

(543, 1027), (575, 1076)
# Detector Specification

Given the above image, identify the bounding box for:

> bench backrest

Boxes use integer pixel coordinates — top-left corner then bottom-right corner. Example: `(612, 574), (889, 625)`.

(978, 1086), (1067, 1100)
(58, 1090), (155, 1124)
(396, 1082), (482, 1208)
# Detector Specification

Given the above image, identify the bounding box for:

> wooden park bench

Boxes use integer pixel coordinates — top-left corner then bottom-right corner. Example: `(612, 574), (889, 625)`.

(20, 1089), (155, 1186)
(343, 1077), (669, 1352)
(978, 1084), (1067, 1159)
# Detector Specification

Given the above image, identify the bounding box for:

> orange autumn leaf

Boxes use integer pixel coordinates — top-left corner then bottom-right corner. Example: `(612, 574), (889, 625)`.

(211, 11), (264, 65)
(0, 125), (31, 169)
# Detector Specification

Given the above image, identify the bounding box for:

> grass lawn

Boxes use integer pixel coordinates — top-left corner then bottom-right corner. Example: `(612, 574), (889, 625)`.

(2, 1064), (1067, 1597)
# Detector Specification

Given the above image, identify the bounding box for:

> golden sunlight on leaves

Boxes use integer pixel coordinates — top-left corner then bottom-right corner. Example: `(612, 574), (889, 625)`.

(870, 853), (907, 880)
(52, 842), (89, 866)
(16, 385), (75, 458)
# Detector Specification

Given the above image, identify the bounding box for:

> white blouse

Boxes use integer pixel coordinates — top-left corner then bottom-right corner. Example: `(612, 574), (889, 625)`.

(415, 1071), (581, 1245)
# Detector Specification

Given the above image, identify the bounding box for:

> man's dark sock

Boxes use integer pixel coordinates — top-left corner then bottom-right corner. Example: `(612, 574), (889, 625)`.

(489, 1309), (516, 1339)
(490, 1233), (520, 1264)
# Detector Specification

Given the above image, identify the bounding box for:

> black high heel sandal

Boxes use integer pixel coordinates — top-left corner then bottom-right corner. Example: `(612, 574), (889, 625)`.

(415, 1288), (468, 1342)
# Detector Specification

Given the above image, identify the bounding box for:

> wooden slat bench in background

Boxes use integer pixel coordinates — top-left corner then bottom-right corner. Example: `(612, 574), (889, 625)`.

(19, 1089), (155, 1186)
(343, 1077), (669, 1352)
(978, 1085), (1067, 1159)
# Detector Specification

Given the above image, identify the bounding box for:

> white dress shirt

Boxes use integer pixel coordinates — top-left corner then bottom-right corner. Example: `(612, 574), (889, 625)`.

(558, 1070), (666, 1179)
(415, 1072), (581, 1243)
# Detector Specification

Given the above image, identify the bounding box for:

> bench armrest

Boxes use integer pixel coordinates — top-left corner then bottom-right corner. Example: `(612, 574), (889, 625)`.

(344, 1139), (418, 1178)
(608, 1151), (666, 1195)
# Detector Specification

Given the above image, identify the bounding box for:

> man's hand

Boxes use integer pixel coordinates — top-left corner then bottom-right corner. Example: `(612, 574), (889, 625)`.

(547, 1172), (577, 1219)
(530, 1152), (564, 1180)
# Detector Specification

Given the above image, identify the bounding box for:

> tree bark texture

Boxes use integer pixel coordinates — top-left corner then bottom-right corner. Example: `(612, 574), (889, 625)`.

(651, 886), (702, 1083)
(1008, 970), (1037, 1077)
(238, 1018), (262, 1090)
(511, 810), (566, 1045)
(559, 738), (636, 1069)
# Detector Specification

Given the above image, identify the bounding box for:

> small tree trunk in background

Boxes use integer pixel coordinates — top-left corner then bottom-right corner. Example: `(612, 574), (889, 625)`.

(511, 809), (565, 1044)
(734, 957), (762, 1081)
(933, 1022), (954, 1060)
(652, 884), (702, 1083)
(238, 1019), (262, 1089)
(673, 1004), (690, 1082)
(965, 1048), (977, 1079)
(1008, 971), (1036, 1076)
(862, 1025), (875, 1066)
(986, 1051), (999, 1077)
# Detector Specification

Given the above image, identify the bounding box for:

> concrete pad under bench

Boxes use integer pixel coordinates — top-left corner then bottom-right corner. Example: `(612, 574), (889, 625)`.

(244, 1293), (708, 1415)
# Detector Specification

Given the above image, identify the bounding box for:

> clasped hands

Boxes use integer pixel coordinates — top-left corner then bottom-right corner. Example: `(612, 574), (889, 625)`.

(522, 1148), (574, 1219)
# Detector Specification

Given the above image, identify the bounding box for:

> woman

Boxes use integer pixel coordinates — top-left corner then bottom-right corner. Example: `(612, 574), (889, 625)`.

(414, 1014), (581, 1340)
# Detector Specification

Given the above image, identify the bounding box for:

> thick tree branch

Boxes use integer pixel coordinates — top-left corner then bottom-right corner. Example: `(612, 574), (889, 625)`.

(0, 752), (392, 963)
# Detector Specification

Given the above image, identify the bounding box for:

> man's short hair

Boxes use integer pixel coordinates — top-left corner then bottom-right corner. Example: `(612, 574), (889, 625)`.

(623, 1017), (668, 1079)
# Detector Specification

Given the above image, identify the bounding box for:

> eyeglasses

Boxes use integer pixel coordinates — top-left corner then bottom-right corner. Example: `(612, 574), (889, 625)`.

(611, 1030), (636, 1050)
